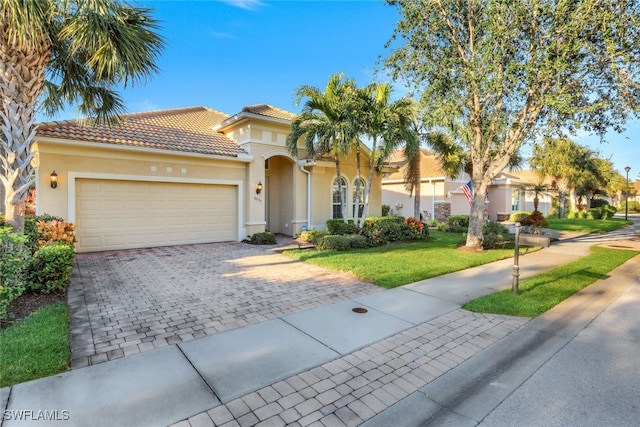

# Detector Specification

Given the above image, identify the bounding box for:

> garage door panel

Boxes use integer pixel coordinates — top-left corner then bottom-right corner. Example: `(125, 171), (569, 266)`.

(75, 179), (237, 252)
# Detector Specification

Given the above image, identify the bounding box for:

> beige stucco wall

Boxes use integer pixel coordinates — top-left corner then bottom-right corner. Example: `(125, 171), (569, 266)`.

(306, 150), (383, 231)
(35, 139), (249, 235)
(382, 179), (448, 219)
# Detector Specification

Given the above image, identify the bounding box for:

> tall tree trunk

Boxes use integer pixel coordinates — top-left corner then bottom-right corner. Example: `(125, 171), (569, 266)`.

(354, 145), (362, 220)
(465, 178), (489, 251)
(569, 187), (578, 212)
(407, 150), (421, 220)
(359, 137), (378, 228)
(1, 25), (50, 232)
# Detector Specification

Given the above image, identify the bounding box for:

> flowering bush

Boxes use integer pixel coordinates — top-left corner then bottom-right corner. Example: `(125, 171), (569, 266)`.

(37, 219), (76, 246)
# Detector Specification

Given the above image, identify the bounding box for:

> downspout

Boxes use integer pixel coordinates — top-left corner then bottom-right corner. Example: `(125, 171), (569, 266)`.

(298, 161), (314, 230)
(431, 179), (436, 219)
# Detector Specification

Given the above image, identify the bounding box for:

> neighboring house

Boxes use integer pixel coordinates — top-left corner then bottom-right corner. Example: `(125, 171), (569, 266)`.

(381, 149), (554, 222)
(34, 104), (383, 252)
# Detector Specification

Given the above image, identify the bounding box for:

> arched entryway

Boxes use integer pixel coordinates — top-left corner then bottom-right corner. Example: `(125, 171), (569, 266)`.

(265, 155), (295, 236)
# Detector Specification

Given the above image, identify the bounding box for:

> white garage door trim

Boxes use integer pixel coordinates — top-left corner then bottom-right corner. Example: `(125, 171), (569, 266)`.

(68, 171), (245, 244)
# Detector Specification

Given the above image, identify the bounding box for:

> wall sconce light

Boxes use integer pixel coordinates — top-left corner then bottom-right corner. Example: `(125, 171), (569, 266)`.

(256, 181), (263, 194)
(50, 171), (58, 189)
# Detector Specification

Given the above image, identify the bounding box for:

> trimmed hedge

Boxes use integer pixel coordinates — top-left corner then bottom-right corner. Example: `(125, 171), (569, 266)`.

(26, 242), (75, 294)
(248, 231), (276, 244)
(315, 215), (429, 251)
(509, 212), (530, 223)
(326, 219), (359, 235)
(0, 228), (29, 320)
(446, 215), (469, 232)
(316, 235), (351, 251)
(299, 230), (328, 245)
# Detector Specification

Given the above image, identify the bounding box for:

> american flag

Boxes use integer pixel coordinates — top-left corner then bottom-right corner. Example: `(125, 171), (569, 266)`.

(462, 181), (473, 205)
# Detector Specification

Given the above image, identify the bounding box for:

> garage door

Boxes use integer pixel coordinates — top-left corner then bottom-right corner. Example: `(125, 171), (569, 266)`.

(75, 179), (237, 252)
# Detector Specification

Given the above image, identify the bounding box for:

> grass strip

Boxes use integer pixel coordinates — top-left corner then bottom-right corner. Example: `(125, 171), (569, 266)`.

(286, 230), (537, 288)
(463, 247), (639, 317)
(546, 217), (632, 233)
(0, 302), (70, 388)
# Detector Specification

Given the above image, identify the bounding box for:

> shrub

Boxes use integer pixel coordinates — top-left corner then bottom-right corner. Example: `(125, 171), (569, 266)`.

(26, 242), (75, 294)
(446, 215), (469, 232)
(316, 235), (351, 251)
(509, 212), (530, 223)
(299, 230), (327, 245)
(520, 210), (549, 227)
(381, 204), (391, 217)
(602, 205), (617, 219)
(482, 222), (513, 249)
(345, 234), (371, 249)
(590, 199), (609, 209)
(326, 219), (359, 235)
(361, 216), (406, 245)
(24, 214), (70, 252)
(0, 228), (29, 320)
(436, 221), (449, 232)
(620, 200), (640, 213)
(586, 208), (602, 220)
(0, 214), (5, 226)
(405, 217), (429, 240)
(248, 231), (276, 245)
(36, 219), (76, 247)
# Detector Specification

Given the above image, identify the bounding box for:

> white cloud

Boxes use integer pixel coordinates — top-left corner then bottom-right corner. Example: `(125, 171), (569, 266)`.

(219, 0), (266, 11)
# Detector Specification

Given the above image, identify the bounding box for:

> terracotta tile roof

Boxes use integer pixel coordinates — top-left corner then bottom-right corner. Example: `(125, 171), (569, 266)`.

(37, 107), (248, 157)
(384, 148), (447, 181)
(241, 104), (297, 121)
(511, 169), (554, 185)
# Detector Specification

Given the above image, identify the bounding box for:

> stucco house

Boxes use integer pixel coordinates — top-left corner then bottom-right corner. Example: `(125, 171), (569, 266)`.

(33, 104), (383, 252)
(382, 149), (554, 222)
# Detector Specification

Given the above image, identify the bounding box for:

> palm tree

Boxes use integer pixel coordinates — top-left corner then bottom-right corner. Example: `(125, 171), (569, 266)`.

(521, 180), (550, 213)
(357, 83), (418, 227)
(1, 0), (164, 231)
(530, 138), (596, 217)
(286, 73), (360, 222)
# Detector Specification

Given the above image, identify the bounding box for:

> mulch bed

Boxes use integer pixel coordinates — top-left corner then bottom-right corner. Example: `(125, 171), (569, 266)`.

(1, 291), (67, 329)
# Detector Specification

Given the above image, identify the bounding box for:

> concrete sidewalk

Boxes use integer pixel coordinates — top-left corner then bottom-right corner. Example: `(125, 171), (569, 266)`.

(1, 218), (638, 427)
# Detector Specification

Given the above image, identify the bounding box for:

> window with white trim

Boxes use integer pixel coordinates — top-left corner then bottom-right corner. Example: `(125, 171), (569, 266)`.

(352, 177), (366, 219)
(511, 189), (520, 211)
(332, 176), (348, 219)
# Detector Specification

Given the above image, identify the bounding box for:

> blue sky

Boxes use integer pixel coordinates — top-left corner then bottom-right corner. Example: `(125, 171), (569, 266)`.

(43, 0), (639, 179)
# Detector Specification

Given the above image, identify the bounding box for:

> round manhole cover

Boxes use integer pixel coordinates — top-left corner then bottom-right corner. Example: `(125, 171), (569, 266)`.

(352, 307), (368, 314)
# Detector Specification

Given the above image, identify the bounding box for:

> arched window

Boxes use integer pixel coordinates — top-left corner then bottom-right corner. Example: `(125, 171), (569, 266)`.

(332, 176), (348, 219)
(352, 177), (366, 219)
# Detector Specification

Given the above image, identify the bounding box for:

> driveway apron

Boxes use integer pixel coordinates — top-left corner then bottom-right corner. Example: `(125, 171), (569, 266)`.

(68, 241), (382, 368)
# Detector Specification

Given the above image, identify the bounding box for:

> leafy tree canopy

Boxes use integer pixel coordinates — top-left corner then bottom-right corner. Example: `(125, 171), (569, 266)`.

(384, 0), (640, 249)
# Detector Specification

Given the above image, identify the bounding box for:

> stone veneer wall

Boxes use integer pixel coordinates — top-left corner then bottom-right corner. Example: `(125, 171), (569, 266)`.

(434, 201), (451, 222)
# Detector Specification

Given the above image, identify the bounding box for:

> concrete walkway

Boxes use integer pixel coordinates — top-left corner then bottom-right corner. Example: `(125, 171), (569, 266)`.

(1, 217), (638, 427)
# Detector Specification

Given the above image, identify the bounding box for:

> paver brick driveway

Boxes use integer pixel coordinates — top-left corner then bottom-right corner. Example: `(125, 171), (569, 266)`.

(68, 240), (382, 368)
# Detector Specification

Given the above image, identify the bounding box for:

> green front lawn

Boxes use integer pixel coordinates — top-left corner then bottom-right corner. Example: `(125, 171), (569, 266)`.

(287, 230), (535, 288)
(0, 302), (70, 388)
(546, 217), (632, 233)
(463, 246), (639, 317)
